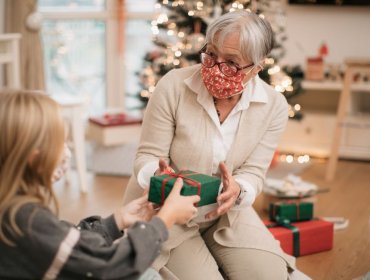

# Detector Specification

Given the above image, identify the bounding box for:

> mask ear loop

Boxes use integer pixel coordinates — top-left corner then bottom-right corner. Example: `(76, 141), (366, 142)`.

(241, 66), (257, 88)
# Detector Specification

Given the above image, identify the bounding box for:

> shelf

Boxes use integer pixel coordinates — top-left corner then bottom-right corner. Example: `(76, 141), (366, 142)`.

(302, 80), (370, 92)
(0, 33), (21, 42)
(278, 112), (370, 160)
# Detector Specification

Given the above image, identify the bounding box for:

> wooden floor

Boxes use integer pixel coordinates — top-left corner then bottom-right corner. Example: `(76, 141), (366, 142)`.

(54, 159), (370, 280)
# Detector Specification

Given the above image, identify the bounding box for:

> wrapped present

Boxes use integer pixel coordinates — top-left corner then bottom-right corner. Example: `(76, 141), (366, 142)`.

(269, 201), (313, 222)
(149, 170), (221, 207)
(262, 193), (317, 212)
(89, 113), (142, 127)
(265, 219), (334, 257)
(87, 113), (142, 146)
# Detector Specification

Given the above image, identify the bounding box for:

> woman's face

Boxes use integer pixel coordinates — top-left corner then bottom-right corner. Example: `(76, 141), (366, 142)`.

(206, 33), (260, 84)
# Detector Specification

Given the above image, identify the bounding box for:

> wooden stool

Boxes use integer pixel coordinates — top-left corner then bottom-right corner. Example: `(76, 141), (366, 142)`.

(325, 58), (370, 181)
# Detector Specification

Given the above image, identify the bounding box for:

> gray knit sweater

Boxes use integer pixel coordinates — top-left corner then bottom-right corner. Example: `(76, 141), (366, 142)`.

(0, 203), (168, 280)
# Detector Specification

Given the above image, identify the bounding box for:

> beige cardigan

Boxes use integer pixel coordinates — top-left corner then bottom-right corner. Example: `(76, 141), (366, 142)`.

(123, 64), (296, 271)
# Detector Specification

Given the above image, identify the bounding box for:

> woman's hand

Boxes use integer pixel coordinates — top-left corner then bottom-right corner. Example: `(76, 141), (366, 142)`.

(154, 158), (175, 176)
(115, 190), (156, 230)
(205, 162), (241, 220)
(157, 178), (200, 229)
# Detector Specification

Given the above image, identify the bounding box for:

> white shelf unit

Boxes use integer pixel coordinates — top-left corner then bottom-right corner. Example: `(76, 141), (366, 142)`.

(278, 80), (370, 160)
(0, 33), (21, 88)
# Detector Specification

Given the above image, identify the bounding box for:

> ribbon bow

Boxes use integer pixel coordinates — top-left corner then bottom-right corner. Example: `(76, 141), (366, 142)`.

(161, 171), (201, 206)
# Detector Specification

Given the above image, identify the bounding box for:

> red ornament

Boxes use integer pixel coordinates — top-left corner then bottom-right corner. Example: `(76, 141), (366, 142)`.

(319, 43), (328, 57)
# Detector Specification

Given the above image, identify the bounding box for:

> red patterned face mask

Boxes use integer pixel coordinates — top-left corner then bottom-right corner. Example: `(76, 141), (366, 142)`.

(201, 65), (246, 99)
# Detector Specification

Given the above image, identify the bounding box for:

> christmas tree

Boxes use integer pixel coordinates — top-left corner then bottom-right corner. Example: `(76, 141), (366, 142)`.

(136, 0), (303, 119)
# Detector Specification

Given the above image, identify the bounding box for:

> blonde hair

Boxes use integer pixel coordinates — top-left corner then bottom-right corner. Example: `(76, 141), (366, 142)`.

(205, 10), (274, 68)
(0, 90), (65, 245)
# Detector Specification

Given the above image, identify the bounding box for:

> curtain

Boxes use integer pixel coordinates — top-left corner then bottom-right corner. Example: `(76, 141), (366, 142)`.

(5, 0), (45, 90)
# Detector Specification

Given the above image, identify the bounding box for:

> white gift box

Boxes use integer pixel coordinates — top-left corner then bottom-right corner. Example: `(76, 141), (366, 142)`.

(89, 142), (138, 176)
(87, 122), (141, 147)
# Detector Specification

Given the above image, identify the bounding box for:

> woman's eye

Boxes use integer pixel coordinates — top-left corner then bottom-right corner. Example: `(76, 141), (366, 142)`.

(208, 52), (217, 57)
(227, 60), (239, 67)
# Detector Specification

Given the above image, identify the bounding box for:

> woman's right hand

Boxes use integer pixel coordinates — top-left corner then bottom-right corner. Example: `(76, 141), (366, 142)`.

(154, 159), (174, 176)
(156, 178), (200, 229)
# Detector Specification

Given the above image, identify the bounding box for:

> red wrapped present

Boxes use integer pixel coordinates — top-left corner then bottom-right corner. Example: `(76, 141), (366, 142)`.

(89, 113), (142, 127)
(265, 219), (334, 257)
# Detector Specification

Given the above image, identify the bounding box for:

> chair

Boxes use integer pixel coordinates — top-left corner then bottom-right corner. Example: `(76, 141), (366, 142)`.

(325, 58), (370, 181)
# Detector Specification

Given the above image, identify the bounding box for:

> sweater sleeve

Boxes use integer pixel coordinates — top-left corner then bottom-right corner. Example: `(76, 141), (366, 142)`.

(14, 204), (168, 280)
(233, 93), (289, 197)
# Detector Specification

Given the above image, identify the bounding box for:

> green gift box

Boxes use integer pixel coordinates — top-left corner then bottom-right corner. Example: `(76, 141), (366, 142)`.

(148, 170), (221, 207)
(269, 201), (313, 222)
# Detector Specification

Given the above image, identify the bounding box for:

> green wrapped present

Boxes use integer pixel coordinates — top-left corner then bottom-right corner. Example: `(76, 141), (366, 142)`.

(149, 170), (221, 207)
(269, 201), (313, 222)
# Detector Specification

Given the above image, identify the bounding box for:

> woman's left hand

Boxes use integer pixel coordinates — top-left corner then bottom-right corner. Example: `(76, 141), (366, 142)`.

(205, 162), (241, 220)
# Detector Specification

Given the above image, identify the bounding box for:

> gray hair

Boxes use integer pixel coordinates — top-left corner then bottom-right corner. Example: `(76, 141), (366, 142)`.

(205, 10), (274, 67)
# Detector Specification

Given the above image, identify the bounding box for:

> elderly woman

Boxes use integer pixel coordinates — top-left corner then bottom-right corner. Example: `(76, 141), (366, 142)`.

(123, 10), (295, 280)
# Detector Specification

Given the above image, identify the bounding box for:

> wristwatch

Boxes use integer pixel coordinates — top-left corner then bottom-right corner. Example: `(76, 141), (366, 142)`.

(235, 186), (247, 205)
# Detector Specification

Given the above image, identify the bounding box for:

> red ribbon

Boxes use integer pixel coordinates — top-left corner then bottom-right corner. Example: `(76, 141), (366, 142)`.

(160, 171), (201, 206)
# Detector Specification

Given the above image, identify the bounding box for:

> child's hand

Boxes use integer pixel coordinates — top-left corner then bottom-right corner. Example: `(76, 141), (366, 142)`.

(115, 191), (156, 230)
(156, 178), (200, 229)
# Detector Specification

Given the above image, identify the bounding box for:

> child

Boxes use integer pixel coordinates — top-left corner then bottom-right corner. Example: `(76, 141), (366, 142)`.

(0, 91), (200, 280)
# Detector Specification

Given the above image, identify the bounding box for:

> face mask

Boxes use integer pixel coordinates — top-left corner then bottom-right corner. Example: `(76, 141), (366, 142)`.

(52, 143), (71, 182)
(201, 65), (246, 99)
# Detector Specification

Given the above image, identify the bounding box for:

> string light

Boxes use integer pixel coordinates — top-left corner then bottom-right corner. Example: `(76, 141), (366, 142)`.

(288, 103), (301, 118)
(168, 22), (176, 29)
(265, 57), (275, 65)
(268, 65), (280, 75)
(140, 90), (150, 98)
(157, 13), (168, 24)
(197, 1), (204, 10)
(148, 86), (156, 93)
(280, 154), (310, 164)
(151, 26), (159, 34)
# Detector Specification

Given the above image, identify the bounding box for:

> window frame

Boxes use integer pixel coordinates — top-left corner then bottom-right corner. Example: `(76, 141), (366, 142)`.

(39, 0), (157, 111)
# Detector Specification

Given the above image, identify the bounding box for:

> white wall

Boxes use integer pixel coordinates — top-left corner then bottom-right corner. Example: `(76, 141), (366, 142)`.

(0, 0), (4, 86)
(0, 0), (4, 33)
(281, 2), (370, 67)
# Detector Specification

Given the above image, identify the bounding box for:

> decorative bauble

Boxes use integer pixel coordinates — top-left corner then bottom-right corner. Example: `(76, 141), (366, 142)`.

(25, 12), (43, 31)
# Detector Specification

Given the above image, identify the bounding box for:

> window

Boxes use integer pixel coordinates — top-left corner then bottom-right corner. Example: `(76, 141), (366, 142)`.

(41, 19), (106, 114)
(39, 0), (157, 116)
